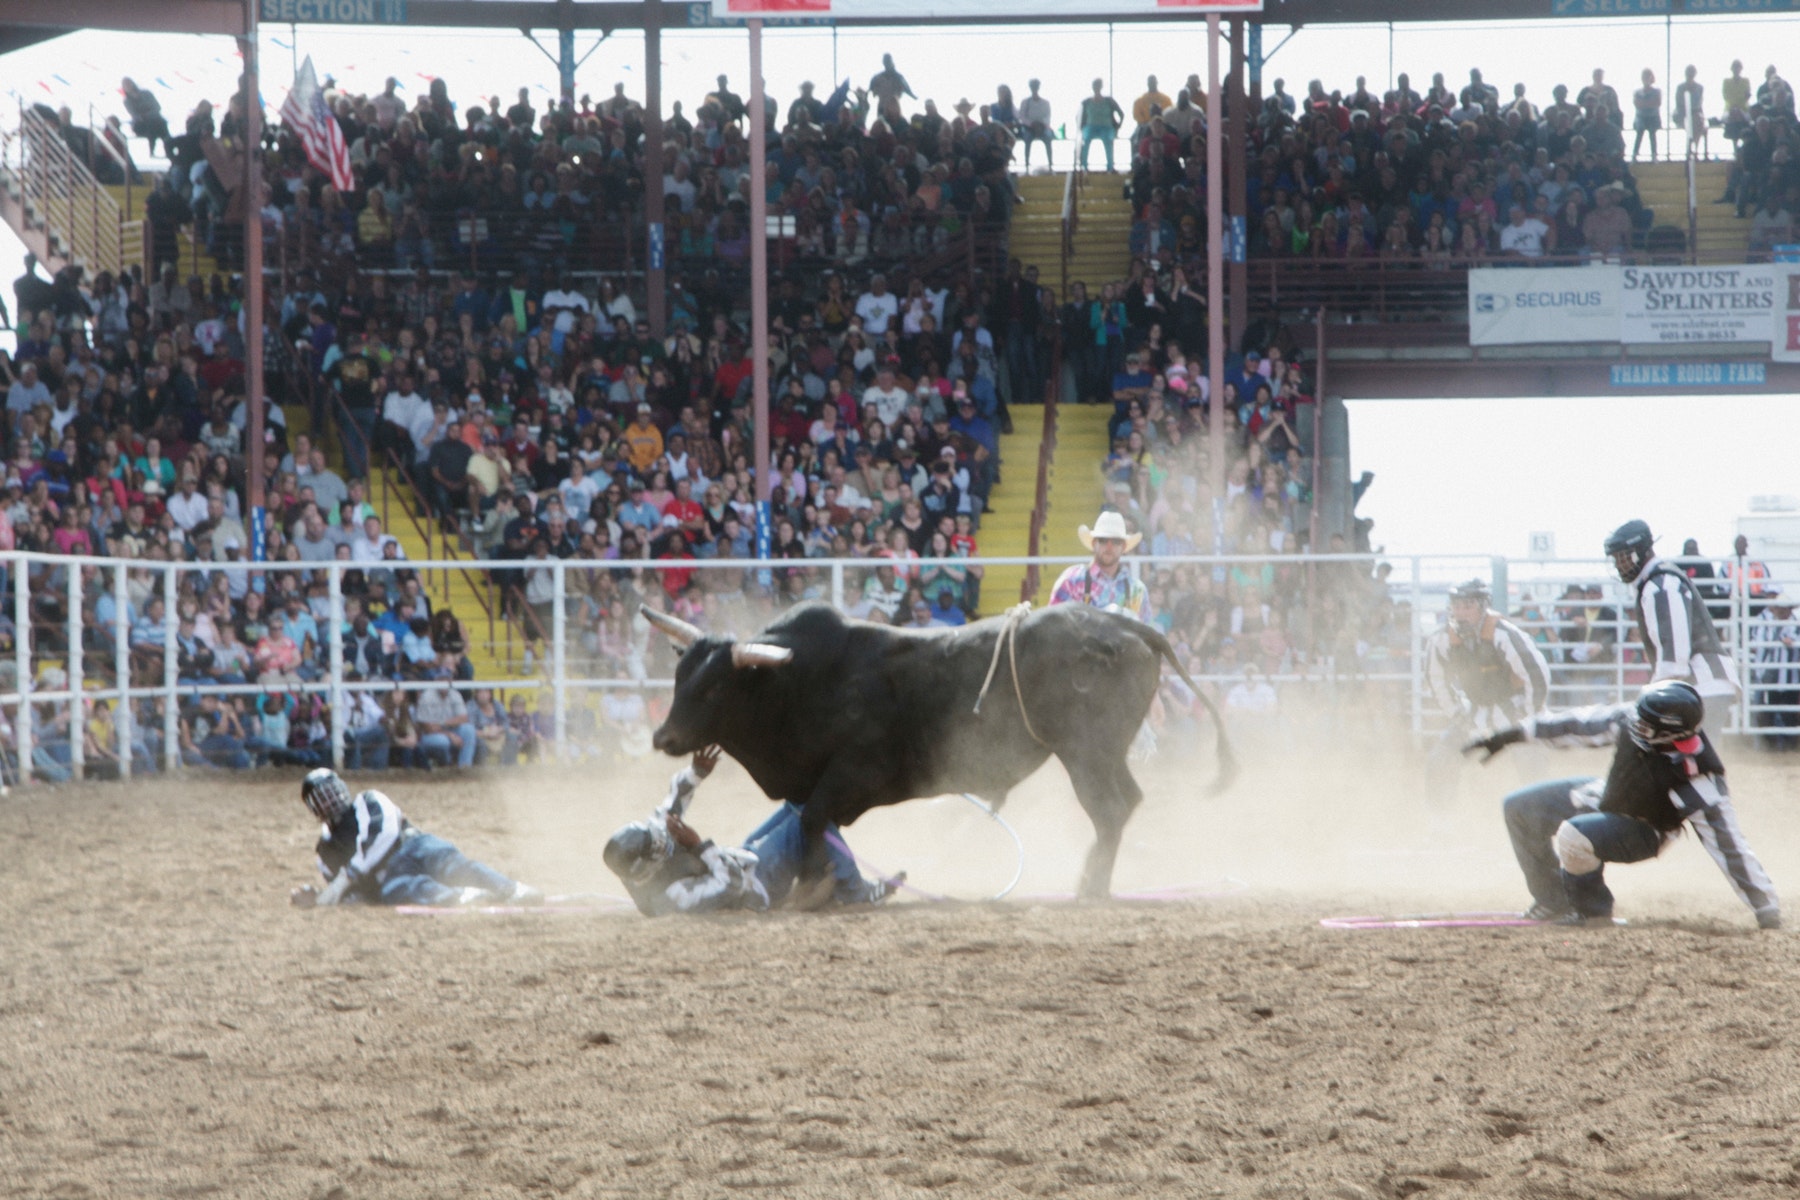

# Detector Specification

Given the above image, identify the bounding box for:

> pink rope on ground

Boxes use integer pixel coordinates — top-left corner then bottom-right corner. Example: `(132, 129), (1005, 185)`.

(1319, 912), (1546, 930)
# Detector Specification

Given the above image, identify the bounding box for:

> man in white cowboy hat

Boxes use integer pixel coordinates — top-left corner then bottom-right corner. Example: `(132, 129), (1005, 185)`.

(1049, 509), (1148, 619)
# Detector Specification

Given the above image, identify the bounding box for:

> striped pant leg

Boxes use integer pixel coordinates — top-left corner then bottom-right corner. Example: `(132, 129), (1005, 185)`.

(1687, 798), (1780, 922)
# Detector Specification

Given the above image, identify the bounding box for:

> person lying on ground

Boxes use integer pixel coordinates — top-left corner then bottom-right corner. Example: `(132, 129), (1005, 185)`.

(602, 747), (899, 915)
(290, 768), (542, 908)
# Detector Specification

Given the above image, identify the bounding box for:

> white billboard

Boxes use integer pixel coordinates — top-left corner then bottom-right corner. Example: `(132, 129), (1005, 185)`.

(1467, 267), (1619, 346)
(713, 0), (1262, 15)
(1618, 265), (1780, 346)
(1771, 265), (1800, 364)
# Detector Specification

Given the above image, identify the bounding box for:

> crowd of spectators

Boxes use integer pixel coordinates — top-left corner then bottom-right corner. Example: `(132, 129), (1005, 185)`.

(1116, 65), (1693, 273)
(116, 56), (1014, 288)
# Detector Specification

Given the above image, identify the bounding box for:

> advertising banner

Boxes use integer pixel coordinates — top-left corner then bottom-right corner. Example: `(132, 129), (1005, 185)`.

(1774, 265), (1800, 364)
(1618, 265), (1780, 345)
(1467, 267), (1619, 346)
(714, 0), (1261, 15)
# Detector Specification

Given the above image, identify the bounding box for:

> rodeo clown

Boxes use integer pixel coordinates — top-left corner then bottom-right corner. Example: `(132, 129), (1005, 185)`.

(1465, 681), (1780, 929)
(602, 746), (898, 915)
(1604, 518), (1741, 715)
(1048, 508), (1148, 618)
(290, 768), (542, 908)
(1423, 577), (1551, 805)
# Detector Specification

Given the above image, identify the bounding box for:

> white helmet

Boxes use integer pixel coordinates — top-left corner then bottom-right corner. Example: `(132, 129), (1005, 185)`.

(301, 768), (352, 823)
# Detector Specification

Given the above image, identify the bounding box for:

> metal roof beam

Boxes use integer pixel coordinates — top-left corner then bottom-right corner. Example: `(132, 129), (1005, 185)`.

(3, 0), (247, 36)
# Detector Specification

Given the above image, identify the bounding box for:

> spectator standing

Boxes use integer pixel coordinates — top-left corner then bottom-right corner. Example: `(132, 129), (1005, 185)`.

(1673, 65), (1706, 156)
(854, 274), (899, 336)
(1632, 69), (1663, 161)
(1078, 79), (1124, 173)
(1132, 76), (1173, 128)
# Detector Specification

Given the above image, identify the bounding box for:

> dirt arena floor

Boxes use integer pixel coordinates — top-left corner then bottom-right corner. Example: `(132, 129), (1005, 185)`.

(4, 738), (1800, 1199)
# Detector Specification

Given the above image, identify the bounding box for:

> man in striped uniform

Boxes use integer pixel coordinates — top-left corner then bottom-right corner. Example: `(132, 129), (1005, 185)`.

(1604, 519), (1741, 712)
(602, 747), (896, 915)
(290, 769), (541, 908)
(1423, 578), (1552, 806)
(1466, 681), (1780, 928)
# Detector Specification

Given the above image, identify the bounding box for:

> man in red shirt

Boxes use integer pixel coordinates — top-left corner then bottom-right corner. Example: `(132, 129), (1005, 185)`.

(712, 339), (755, 409)
(502, 417), (540, 468)
(656, 530), (697, 597)
(661, 478), (707, 545)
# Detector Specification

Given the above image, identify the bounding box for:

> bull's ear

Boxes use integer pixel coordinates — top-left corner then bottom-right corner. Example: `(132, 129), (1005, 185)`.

(731, 643), (794, 669)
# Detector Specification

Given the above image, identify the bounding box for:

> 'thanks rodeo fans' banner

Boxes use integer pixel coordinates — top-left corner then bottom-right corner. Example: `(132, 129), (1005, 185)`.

(1471, 265), (1794, 351)
(715, 0), (1262, 13)
(1618, 266), (1779, 346)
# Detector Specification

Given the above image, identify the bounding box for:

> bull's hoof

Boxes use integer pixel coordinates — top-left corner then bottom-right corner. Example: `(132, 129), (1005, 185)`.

(786, 874), (838, 912)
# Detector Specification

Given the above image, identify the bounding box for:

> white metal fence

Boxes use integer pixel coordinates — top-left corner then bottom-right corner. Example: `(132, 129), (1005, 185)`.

(1, 549), (1794, 785)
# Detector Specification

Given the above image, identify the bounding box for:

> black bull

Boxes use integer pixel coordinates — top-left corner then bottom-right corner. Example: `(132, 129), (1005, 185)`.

(642, 602), (1236, 900)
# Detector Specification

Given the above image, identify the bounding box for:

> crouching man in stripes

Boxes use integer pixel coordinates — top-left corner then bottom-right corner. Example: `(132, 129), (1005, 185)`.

(1465, 681), (1780, 929)
(1423, 577), (1551, 806)
(290, 768), (542, 908)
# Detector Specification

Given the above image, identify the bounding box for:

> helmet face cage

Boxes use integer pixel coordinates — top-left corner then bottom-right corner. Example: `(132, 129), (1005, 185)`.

(603, 822), (669, 886)
(1631, 682), (1703, 749)
(1603, 520), (1654, 584)
(1447, 579), (1488, 637)
(302, 769), (352, 823)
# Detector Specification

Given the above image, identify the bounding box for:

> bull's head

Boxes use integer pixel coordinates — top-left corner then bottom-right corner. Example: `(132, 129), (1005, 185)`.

(642, 605), (793, 755)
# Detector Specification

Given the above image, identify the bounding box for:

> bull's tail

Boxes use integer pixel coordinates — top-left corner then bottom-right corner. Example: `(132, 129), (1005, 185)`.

(1129, 623), (1239, 795)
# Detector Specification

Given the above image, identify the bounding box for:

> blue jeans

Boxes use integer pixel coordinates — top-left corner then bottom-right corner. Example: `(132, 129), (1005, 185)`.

(742, 802), (883, 906)
(341, 406), (376, 479)
(420, 723), (478, 768)
(1503, 778), (1665, 917)
(346, 725), (390, 770)
(374, 833), (516, 905)
(1080, 125), (1115, 171)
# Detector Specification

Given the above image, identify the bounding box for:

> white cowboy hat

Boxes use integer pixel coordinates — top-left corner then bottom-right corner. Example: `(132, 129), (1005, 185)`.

(1077, 510), (1142, 552)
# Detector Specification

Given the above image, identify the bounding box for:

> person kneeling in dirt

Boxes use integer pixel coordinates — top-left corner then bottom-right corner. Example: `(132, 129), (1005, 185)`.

(1465, 681), (1779, 929)
(291, 768), (542, 908)
(603, 747), (898, 915)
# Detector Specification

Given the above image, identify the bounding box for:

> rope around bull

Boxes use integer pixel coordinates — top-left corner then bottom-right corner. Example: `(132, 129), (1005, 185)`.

(971, 603), (1049, 747)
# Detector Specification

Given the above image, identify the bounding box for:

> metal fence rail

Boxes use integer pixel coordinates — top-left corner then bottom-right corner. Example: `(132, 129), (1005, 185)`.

(1, 549), (1793, 786)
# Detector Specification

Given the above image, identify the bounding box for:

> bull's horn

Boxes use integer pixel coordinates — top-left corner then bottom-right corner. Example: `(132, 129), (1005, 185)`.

(640, 605), (702, 646)
(731, 643), (794, 669)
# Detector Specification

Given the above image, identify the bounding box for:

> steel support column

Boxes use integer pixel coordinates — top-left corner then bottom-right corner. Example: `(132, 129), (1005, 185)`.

(240, 3), (267, 563)
(1227, 16), (1248, 350)
(1205, 14), (1224, 533)
(644, 0), (667, 339)
(749, 22), (771, 522)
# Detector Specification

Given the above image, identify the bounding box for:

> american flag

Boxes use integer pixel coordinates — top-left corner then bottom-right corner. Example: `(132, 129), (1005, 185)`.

(279, 56), (353, 193)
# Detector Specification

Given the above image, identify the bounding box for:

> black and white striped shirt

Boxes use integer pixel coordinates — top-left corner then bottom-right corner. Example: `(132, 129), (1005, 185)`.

(316, 790), (410, 886)
(1520, 705), (1778, 918)
(1631, 558), (1740, 699)
(1425, 610), (1551, 726)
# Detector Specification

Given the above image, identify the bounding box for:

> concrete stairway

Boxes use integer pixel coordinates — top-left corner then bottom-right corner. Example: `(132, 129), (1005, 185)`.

(1038, 403), (1111, 562)
(1008, 172), (1137, 301)
(1633, 161), (1751, 264)
(106, 182), (227, 281)
(365, 463), (520, 685)
(976, 403), (1044, 615)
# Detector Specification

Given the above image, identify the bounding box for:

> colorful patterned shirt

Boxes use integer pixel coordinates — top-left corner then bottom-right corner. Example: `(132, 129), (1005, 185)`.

(1049, 562), (1149, 621)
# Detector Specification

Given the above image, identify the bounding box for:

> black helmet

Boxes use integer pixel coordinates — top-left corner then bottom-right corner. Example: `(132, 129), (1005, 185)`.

(1603, 519), (1654, 583)
(1447, 578), (1489, 638)
(603, 822), (665, 885)
(301, 768), (351, 823)
(1631, 680), (1703, 749)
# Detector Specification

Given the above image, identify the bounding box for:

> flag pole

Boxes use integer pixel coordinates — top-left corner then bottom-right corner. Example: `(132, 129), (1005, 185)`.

(241, 0), (267, 562)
